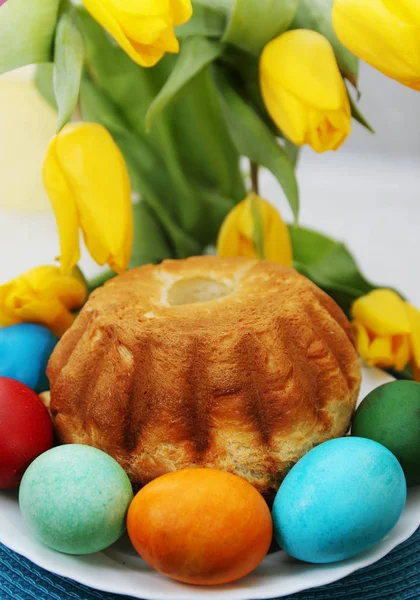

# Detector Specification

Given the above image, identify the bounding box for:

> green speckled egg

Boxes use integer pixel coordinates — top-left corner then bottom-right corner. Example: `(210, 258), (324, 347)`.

(352, 381), (420, 486)
(19, 444), (133, 554)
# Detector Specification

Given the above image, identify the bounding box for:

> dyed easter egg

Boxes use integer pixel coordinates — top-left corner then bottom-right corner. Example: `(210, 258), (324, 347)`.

(0, 323), (58, 392)
(272, 438), (406, 563)
(19, 445), (133, 554)
(352, 381), (420, 486)
(0, 377), (53, 489)
(127, 468), (273, 585)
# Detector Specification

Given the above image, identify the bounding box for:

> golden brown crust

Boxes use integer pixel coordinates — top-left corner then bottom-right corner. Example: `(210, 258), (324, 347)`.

(48, 257), (361, 497)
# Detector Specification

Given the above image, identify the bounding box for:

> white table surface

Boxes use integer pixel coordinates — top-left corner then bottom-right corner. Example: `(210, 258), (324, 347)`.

(0, 152), (419, 307)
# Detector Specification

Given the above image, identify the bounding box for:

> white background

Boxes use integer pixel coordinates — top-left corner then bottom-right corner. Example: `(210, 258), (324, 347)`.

(1, 63), (419, 303)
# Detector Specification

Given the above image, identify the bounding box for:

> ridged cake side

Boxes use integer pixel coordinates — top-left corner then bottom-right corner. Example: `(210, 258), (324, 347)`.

(48, 257), (361, 497)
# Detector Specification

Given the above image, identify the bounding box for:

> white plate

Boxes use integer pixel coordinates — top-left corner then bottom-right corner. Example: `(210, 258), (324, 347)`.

(1, 366), (419, 600)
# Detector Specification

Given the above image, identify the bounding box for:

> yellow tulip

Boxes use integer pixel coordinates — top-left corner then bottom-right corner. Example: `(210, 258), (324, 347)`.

(82, 0), (193, 68)
(332, 0), (420, 91)
(351, 289), (420, 378)
(0, 266), (87, 337)
(43, 123), (133, 275)
(259, 30), (351, 153)
(217, 193), (293, 266)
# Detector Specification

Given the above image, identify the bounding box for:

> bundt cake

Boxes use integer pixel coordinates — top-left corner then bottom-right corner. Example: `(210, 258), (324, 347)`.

(48, 256), (361, 498)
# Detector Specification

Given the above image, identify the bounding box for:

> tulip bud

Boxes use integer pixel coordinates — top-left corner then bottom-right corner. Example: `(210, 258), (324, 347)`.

(81, 0), (193, 67)
(43, 123), (133, 274)
(332, 0), (420, 91)
(291, 0), (358, 85)
(351, 289), (420, 377)
(0, 266), (87, 337)
(260, 30), (351, 153)
(217, 193), (293, 266)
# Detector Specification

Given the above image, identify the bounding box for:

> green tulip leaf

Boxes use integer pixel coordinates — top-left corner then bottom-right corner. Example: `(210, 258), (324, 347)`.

(190, 185), (237, 246)
(167, 67), (246, 204)
(289, 225), (376, 314)
(130, 202), (172, 268)
(347, 86), (375, 133)
(223, 0), (299, 55)
(79, 73), (128, 135)
(54, 7), (85, 131)
(0, 0), (60, 74)
(192, 0), (234, 11)
(284, 139), (300, 168)
(35, 64), (57, 111)
(146, 37), (223, 132)
(218, 75), (299, 222)
(291, 0), (359, 85)
(176, 4), (227, 39)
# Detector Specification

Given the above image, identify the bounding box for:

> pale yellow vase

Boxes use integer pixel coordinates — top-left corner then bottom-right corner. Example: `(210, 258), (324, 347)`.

(0, 67), (56, 212)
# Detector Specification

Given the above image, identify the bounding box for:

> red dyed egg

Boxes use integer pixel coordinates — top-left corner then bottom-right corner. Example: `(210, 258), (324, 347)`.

(0, 377), (54, 488)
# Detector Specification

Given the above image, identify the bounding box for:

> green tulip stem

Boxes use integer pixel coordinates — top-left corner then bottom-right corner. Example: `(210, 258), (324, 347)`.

(87, 269), (116, 293)
(250, 161), (259, 195)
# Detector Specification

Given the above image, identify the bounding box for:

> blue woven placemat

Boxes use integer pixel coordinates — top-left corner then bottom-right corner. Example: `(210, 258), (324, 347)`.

(1, 528), (419, 600)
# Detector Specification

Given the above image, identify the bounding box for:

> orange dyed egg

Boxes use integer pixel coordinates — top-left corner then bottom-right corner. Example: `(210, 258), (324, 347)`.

(127, 468), (273, 585)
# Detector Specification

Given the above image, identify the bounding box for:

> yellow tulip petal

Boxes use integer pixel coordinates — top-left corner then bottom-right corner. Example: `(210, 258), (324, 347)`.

(412, 361), (420, 382)
(119, 15), (171, 46)
(19, 266), (87, 308)
(0, 282), (18, 327)
(43, 137), (81, 275)
(333, 0), (420, 90)
(50, 124), (133, 274)
(368, 336), (395, 368)
(108, 0), (170, 16)
(260, 30), (346, 111)
(260, 77), (308, 146)
(404, 302), (420, 369)
(217, 201), (253, 258)
(0, 266), (86, 336)
(392, 334), (411, 371)
(12, 297), (65, 323)
(306, 104), (351, 153)
(48, 310), (76, 338)
(82, 0), (190, 67)
(259, 197), (293, 266)
(353, 320), (396, 368)
(353, 320), (371, 360)
(155, 24), (180, 53)
(381, 0), (420, 26)
(171, 0), (193, 26)
(351, 289), (411, 336)
(260, 30), (351, 152)
(82, 0), (165, 67)
(217, 195), (293, 266)
(45, 277), (87, 309)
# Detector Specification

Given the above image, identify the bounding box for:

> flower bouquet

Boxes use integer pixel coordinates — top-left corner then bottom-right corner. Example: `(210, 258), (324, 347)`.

(0, 0), (419, 597)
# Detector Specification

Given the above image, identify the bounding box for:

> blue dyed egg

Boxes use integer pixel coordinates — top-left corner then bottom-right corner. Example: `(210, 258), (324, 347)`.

(0, 323), (58, 392)
(272, 438), (406, 563)
(19, 445), (133, 555)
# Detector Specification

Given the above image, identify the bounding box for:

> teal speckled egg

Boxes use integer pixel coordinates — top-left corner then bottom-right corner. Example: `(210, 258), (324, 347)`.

(19, 445), (133, 554)
(272, 438), (407, 564)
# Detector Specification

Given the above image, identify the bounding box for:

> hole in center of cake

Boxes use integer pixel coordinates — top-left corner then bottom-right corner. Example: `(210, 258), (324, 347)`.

(168, 277), (233, 306)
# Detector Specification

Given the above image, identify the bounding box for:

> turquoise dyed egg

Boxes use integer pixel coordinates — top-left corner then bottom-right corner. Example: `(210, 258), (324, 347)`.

(0, 323), (58, 392)
(272, 438), (406, 563)
(19, 445), (133, 554)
